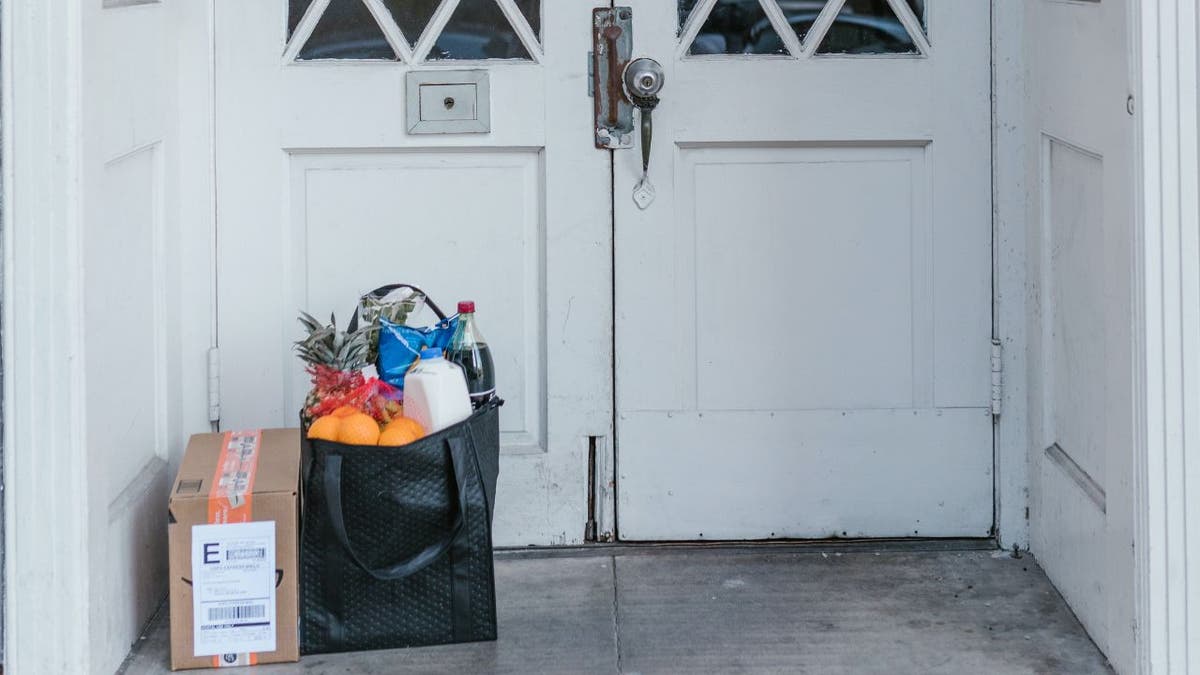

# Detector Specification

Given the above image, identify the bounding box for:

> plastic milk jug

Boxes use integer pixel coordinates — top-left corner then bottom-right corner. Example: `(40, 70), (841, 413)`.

(404, 348), (473, 433)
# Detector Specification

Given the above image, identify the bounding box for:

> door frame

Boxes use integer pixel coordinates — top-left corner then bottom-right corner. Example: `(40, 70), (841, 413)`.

(1132, 1), (1200, 671)
(0, 1), (1188, 672)
(2, 1), (93, 671)
(991, 0), (1030, 555)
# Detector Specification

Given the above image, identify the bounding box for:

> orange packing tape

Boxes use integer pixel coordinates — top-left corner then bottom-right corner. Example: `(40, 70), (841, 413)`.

(207, 430), (263, 524)
(206, 430), (264, 668)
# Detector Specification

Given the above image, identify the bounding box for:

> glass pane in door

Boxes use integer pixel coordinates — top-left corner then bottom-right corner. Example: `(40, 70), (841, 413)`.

(681, 0), (787, 55)
(380, 0), (442, 45)
(514, 0), (541, 41)
(817, 0), (920, 54)
(288, 0), (313, 39)
(298, 0), (396, 60)
(429, 0), (531, 60)
(908, 0), (926, 33)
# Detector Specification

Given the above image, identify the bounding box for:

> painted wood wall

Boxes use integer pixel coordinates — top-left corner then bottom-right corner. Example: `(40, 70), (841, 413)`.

(1023, 1), (1138, 672)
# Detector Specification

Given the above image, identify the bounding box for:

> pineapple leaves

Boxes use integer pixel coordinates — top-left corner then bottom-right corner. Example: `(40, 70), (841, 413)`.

(294, 310), (376, 372)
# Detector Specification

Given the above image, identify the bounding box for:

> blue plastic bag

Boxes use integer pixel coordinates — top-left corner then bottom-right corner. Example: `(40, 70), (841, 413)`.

(377, 315), (458, 391)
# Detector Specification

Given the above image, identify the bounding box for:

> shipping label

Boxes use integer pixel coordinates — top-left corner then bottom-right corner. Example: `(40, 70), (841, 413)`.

(191, 520), (277, 657)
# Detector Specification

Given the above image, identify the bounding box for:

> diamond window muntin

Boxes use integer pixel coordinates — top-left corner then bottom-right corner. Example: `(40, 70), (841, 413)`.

(680, 0), (928, 58)
(287, 0), (542, 63)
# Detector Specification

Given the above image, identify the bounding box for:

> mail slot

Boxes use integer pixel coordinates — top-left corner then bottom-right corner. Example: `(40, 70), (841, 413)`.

(406, 70), (490, 134)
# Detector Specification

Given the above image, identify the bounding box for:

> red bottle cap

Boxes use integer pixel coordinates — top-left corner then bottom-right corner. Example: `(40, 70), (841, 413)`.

(458, 301), (475, 314)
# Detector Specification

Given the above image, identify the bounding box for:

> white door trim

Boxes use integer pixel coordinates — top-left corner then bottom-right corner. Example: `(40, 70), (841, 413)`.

(991, 0), (1031, 552)
(2, 0), (93, 672)
(1134, 0), (1200, 672)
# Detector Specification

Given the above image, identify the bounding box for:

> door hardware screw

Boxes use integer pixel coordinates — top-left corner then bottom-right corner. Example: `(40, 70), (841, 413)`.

(444, 97), (456, 110)
(1127, 95), (1136, 115)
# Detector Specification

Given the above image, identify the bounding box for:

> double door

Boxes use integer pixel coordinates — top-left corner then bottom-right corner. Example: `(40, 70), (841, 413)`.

(217, 0), (992, 544)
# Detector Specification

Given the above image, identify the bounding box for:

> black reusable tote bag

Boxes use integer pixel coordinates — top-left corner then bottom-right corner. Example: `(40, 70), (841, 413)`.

(300, 398), (501, 654)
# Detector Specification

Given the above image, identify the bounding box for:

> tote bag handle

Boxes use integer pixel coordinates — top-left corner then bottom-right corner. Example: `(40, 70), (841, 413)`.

(323, 434), (477, 581)
(347, 283), (448, 333)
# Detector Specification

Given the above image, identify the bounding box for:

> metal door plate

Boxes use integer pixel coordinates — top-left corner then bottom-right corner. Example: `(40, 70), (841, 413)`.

(406, 70), (490, 134)
(592, 8), (634, 149)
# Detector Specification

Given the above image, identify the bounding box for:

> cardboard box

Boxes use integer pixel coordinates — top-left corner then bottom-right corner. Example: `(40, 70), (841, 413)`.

(168, 429), (301, 670)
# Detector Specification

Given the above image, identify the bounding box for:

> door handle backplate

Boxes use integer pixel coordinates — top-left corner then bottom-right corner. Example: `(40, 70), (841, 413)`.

(592, 7), (634, 149)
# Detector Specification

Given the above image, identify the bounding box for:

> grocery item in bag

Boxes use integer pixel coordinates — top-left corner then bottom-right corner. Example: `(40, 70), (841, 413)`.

(404, 348), (473, 434)
(377, 316), (457, 391)
(357, 286), (426, 329)
(446, 301), (496, 409)
(354, 285), (428, 363)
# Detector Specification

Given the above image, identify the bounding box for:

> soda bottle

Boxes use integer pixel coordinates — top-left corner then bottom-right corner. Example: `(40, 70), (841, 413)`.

(446, 301), (496, 408)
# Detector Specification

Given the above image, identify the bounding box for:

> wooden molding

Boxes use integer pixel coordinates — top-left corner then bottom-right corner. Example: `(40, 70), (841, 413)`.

(2, 0), (93, 672)
(1134, 0), (1200, 672)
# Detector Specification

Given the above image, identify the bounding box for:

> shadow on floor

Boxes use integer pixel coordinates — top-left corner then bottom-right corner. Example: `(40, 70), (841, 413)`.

(119, 546), (1112, 674)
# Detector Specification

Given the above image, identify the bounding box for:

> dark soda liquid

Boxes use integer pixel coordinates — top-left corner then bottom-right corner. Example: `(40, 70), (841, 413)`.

(446, 342), (496, 407)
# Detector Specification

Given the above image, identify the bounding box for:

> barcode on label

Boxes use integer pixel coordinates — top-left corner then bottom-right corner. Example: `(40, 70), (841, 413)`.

(207, 605), (266, 622)
(226, 547), (266, 561)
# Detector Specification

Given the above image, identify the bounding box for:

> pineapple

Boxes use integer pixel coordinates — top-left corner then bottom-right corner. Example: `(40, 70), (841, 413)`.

(294, 312), (374, 427)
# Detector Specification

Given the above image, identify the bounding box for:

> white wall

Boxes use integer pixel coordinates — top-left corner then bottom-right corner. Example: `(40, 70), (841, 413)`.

(1023, 1), (1138, 672)
(80, 1), (212, 672)
(2, 0), (211, 671)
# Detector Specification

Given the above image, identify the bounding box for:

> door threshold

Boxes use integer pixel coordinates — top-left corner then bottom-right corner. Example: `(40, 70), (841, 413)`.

(495, 537), (998, 560)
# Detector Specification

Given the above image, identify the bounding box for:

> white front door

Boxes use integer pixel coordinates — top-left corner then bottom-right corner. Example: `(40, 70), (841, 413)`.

(217, 0), (993, 545)
(215, 0), (612, 545)
(614, 0), (994, 540)
(1027, 0), (1136, 664)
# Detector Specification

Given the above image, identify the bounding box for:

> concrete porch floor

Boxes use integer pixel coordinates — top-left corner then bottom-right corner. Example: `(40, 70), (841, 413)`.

(119, 544), (1112, 674)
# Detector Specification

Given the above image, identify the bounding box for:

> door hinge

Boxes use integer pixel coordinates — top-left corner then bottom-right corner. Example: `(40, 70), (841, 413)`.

(990, 338), (1003, 418)
(207, 347), (221, 424)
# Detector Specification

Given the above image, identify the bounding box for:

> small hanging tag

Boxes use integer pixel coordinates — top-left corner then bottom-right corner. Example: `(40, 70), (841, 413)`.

(633, 177), (656, 209)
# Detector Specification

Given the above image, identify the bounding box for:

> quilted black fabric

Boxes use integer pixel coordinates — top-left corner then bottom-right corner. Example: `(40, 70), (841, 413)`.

(300, 400), (500, 654)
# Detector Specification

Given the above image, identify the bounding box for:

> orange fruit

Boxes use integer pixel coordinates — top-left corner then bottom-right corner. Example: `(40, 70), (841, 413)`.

(331, 406), (360, 418)
(379, 417), (426, 446)
(384, 416), (424, 436)
(307, 415), (341, 441)
(337, 412), (381, 445)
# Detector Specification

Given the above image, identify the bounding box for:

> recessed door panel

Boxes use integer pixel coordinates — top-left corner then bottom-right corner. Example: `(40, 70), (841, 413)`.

(286, 152), (545, 451)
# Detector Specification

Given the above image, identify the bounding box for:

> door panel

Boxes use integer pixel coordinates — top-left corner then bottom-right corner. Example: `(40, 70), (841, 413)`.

(620, 409), (991, 540)
(285, 152), (545, 452)
(84, 3), (179, 670)
(687, 144), (928, 412)
(615, 0), (993, 540)
(1028, 0), (1135, 665)
(217, 0), (611, 545)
